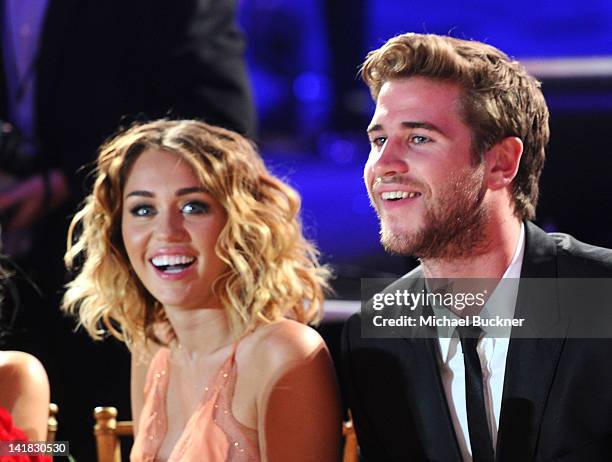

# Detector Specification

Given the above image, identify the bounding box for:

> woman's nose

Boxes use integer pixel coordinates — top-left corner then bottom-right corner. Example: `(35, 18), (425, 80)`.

(155, 210), (188, 242)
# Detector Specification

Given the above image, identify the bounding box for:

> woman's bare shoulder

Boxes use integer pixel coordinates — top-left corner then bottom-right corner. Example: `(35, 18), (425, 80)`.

(0, 351), (48, 387)
(235, 319), (331, 396)
(243, 319), (326, 366)
(0, 350), (50, 422)
(241, 321), (341, 461)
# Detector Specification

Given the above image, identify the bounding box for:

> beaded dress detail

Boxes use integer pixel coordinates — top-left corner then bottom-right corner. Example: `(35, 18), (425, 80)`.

(131, 342), (259, 462)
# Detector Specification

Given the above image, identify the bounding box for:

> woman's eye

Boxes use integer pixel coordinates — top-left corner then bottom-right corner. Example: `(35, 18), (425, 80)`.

(182, 201), (210, 214)
(410, 135), (430, 145)
(129, 204), (155, 217)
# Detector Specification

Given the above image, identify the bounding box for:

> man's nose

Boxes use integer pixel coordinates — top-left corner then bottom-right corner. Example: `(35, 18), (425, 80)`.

(370, 138), (409, 179)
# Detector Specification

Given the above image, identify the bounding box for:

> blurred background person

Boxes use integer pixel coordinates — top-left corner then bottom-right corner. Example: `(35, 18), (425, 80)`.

(63, 119), (341, 461)
(0, 256), (50, 456)
(0, 0), (254, 458)
(0, 350), (49, 448)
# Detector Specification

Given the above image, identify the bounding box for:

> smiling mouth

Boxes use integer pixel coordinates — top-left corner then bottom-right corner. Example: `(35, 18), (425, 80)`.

(380, 191), (421, 201)
(150, 255), (196, 274)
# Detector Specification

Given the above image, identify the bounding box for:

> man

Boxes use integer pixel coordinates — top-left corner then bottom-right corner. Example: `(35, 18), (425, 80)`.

(0, 0), (254, 458)
(342, 33), (612, 461)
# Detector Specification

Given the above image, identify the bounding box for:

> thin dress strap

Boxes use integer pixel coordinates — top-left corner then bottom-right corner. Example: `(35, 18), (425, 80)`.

(131, 339), (260, 462)
(208, 339), (259, 461)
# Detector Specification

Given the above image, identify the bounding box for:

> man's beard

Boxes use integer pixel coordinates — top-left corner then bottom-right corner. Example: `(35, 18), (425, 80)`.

(378, 165), (490, 260)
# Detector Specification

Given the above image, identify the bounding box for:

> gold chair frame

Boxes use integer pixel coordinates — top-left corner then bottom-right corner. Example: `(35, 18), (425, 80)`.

(94, 406), (133, 462)
(47, 403), (58, 442)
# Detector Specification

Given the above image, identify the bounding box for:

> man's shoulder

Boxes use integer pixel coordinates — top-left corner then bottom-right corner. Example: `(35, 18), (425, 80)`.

(525, 221), (612, 276)
(549, 231), (612, 276)
(344, 266), (424, 334)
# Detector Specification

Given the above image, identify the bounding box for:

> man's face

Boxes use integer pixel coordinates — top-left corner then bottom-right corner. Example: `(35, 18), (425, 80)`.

(364, 77), (489, 259)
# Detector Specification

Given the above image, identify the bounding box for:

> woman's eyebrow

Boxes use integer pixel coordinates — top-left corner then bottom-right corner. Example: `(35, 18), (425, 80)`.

(125, 190), (154, 198)
(176, 186), (206, 196)
(125, 187), (206, 198)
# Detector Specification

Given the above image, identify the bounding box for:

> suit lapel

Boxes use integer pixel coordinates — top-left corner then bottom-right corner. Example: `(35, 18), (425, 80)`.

(497, 222), (566, 461)
(397, 276), (462, 461)
(404, 336), (463, 460)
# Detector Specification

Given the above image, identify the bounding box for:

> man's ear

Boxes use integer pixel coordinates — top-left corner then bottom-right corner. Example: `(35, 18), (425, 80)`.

(484, 136), (523, 190)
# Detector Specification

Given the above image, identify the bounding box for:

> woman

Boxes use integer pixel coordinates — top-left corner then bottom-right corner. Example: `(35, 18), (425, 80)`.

(63, 119), (341, 461)
(0, 351), (50, 444)
(0, 262), (51, 460)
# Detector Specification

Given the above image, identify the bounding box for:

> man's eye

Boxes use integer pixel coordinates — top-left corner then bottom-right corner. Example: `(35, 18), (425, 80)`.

(410, 135), (430, 145)
(370, 136), (387, 148)
(182, 201), (210, 214)
(129, 204), (155, 217)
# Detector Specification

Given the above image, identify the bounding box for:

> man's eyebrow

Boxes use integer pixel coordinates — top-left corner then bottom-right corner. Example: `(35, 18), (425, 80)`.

(366, 121), (446, 135)
(367, 123), (382, 133)
(401, 121), (444, 134)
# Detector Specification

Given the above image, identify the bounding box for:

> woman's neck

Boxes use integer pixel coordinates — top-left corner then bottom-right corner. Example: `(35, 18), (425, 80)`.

(163, 307), (233, 360)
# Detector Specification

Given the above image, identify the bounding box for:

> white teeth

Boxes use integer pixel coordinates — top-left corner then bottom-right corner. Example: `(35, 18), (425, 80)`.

(151, 255), (195, 267)
(381, 191), (420, 200)
(381, 191), (405, 200)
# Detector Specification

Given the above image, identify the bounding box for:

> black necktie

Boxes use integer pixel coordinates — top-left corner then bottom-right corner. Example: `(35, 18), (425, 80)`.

(457, 325), (495, 462)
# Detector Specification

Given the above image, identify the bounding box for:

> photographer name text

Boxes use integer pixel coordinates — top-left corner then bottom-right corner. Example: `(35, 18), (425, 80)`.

(372, 315), (525, 328)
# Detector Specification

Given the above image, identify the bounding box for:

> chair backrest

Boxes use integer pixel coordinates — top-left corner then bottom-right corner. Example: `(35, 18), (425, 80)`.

(342, 411), (359, 462)
(47, 403), (58, 442)
(93, 406), (133, 462)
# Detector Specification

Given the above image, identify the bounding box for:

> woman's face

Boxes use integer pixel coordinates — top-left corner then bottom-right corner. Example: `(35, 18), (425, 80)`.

(121, 148), (227, 311)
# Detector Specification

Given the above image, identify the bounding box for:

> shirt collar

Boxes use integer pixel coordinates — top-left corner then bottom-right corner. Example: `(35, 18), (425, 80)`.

(438, 222), (525, 361)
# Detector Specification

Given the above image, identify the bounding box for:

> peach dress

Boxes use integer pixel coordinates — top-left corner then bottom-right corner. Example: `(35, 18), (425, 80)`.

(131, 342), (260, 462)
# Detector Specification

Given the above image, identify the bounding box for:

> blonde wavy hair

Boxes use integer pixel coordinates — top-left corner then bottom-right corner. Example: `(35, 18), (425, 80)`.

(63, 119), (330, 346)
(361, 33), (550, 220)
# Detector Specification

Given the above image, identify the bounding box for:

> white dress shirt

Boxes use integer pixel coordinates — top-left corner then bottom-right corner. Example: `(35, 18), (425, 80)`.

(436, 223), (525, 461)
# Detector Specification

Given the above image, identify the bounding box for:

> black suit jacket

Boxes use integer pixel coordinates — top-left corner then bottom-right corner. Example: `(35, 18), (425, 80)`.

(342, 222), (612, 461)
(0, 0), (254, 198)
